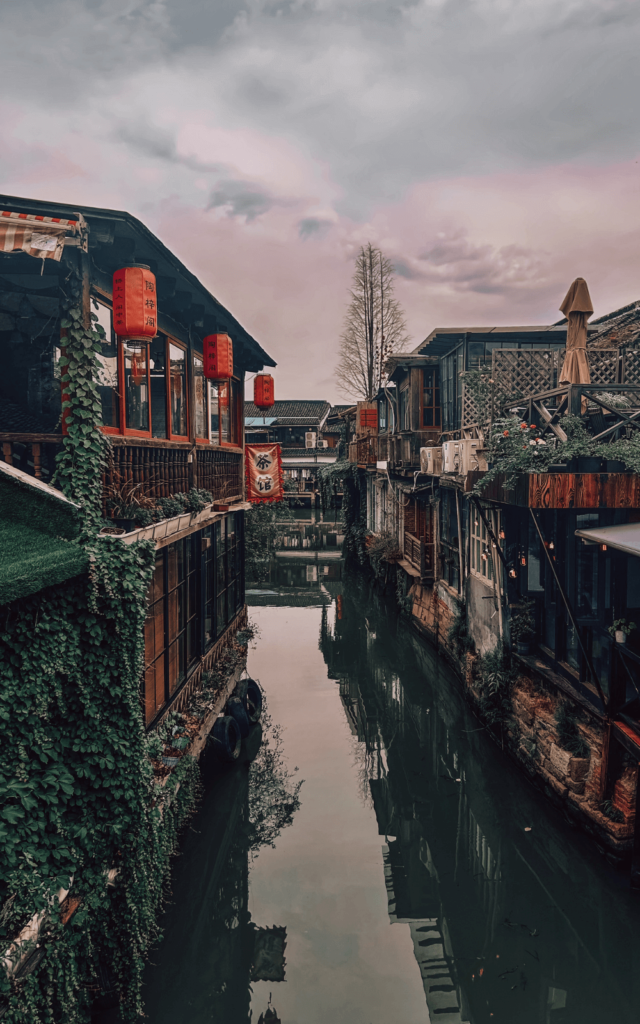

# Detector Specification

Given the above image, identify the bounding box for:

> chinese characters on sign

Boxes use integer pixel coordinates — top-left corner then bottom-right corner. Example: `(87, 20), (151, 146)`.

(245, 444), (283, 503)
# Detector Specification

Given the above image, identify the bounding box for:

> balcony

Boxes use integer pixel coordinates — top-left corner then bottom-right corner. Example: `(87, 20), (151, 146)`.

(348, 435), (378, 467)
(461, 346), (640, 433)
(402, 532), (435, 581)
(0, 434), (244, 505)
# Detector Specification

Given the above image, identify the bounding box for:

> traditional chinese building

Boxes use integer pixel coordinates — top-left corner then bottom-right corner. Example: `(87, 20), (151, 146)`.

(346, 289), (640, 881)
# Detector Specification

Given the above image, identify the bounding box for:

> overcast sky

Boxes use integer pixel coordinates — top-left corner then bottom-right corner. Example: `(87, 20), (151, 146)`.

(1, 0), (639, 400)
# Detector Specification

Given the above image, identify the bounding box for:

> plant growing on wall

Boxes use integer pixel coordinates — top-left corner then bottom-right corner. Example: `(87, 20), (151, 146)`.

(475, 415), (594, 492)
(476, 642), (516, 728)
(54, 283), (110, 532)
(447, 599), (474, 661)
(554, 702), (589, 759)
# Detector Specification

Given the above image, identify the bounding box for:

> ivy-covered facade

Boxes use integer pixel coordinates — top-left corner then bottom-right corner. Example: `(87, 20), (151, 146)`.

(0, 194), (275, 1020)
(344, 301), (640, 885)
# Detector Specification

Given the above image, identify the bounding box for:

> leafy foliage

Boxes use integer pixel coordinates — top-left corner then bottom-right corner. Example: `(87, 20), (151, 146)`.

(244, 500), (295, 583)
(476, 642), (516, 727)
(54, 286), (110, 534)
(0, 267), (224, 1022)
(554, 702), (589, 759)
(447, 600), (474, 660)
(367, 533), (402, 581)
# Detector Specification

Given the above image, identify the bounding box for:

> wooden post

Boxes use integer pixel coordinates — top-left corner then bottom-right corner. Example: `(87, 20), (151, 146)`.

(2, 442), (12, 465)
(31, 443), (41, 479)
(630, 757), (640, 889)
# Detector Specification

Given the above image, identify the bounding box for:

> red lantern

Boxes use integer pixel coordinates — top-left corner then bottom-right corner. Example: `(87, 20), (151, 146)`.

(254, 374), (274, 408)
(112, 265), (157, 341)
(203, 333), (233, 379)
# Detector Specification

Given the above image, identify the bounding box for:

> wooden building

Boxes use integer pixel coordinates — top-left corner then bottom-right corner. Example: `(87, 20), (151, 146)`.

(347, 312), (640, 877)
(0, 192), (275, 728)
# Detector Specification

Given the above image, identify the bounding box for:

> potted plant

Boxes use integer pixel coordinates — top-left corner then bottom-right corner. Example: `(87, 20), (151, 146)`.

(510, 598), (536, 655)
(608, 618), (637, 645)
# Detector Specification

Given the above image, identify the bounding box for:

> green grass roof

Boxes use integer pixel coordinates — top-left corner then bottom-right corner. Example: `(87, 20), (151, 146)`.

(0, 464), (87, 605)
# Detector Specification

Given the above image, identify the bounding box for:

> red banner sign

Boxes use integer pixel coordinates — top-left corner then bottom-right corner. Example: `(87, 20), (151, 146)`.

(245, 444), (283, 503)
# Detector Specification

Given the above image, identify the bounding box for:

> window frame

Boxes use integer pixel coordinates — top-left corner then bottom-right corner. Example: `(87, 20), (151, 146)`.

(209, 375), (243, 449)
(469, 503), (501, 586)
(142, 516), (246, 726)
(121, 339), (152, 437)
(93, 299), (121, 436)
(166, 337), (190, 442)
(193, 350), (210, 444)
(421, 366), (441, 429)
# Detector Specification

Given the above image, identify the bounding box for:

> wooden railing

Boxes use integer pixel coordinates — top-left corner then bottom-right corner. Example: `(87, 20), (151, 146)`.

(106, 440), (243, 502)
(403, 532), (435, 580)
(0, 433), (244, 504)
(348, 435), (378, 466)
(0, 434), (63, 484)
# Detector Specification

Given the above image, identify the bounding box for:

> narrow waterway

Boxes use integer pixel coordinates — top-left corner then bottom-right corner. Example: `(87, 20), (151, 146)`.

(142, 551), (640, 1024)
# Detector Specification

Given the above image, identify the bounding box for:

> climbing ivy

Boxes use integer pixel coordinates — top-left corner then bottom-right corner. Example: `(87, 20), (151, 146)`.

(0, 269), (210, 1021)
(54, 280), (110, 533)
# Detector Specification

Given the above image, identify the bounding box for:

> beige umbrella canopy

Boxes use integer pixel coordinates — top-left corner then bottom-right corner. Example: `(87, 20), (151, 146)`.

(559, 277), (594, 386)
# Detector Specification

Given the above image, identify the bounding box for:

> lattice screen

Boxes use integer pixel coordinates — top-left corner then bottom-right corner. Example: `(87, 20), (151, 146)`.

(461, 384), (481, 430)
(623, 350), (640, 386)
(587, 349), (620, 385)
(492, 349), (558, 397)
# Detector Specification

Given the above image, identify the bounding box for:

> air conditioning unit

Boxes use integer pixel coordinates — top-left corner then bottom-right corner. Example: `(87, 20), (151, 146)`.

(459, 439), (488, 474)
(317, 440), (329, 449)
(420, 446), (442, 475)
(305, 432), (317, 448)
(441, 441), (461, 474)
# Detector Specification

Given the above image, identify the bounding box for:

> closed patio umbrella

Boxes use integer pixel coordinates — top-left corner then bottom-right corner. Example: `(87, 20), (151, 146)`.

(559, 277), (594, 386)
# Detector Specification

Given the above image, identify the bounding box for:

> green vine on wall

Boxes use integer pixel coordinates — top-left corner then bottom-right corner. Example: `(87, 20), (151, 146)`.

(0, 269), (208, 1022)
(54, 281), (110, 532)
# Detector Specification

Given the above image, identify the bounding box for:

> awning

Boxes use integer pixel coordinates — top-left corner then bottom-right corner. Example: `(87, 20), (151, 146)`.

(0, 209), (79, 261)
(575, 523), (640, 556)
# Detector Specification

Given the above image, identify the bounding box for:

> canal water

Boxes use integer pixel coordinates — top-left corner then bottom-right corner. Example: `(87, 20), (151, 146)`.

(142, 550), (640, 1024)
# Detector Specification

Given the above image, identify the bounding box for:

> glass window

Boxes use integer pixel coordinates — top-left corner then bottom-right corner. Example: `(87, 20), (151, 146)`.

(194, 353), (208, 438)
(469, 504), (500, 585)
(378, 398), (387, 432)
(576, 514), (599, 616)
(220, 381), (230, 442)
(123, 341), (149, 432)
(422, 368), (441, 428)
(166, 537), (198, 694)
(143, 553), (166, 725)
(468, 341), (484, 369)
(150, 336), (167, 439)
(94, 301), (120, 428)
(169, 343), (188, 437)
(439, 490), (460, 591)
(210, 380), (239, 444)
(399, 388), (409, 430)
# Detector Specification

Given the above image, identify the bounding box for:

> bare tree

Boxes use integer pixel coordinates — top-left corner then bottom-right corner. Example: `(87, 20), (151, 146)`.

(336, 243), (410, 401)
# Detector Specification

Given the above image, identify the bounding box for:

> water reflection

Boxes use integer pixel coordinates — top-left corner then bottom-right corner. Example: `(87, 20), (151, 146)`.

(321, 576), (640, 1024)
(141, 715), (302, 1024)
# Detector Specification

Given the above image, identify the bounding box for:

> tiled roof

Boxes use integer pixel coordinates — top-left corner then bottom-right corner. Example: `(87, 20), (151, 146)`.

(587, 301), (640, 349)
(327, 405), (352, 417)
(244, 400), (331, 422)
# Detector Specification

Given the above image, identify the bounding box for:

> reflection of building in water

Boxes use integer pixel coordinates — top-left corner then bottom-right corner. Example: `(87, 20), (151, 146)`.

(141, 727), (296, 1024)
(320, 580), (640, 1024)
(247, 551), (344, 609)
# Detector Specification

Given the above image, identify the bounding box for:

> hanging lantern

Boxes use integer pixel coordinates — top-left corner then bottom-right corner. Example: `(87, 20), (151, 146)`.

(499, 527), (505, 540)
(112, 265), (157, 344)
(520, 554), (527, 566)
(203, 333), (233, 379)
(254, 374), (274, 409)
(509, 568), (517, 579)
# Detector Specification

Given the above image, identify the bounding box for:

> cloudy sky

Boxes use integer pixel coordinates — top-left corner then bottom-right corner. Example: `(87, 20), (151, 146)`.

(1, 0), (639, 400)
